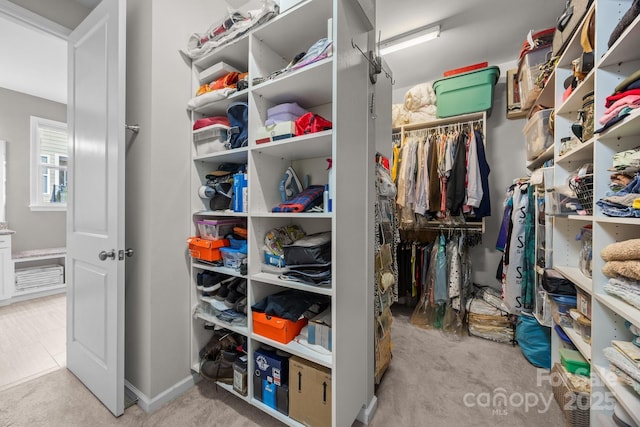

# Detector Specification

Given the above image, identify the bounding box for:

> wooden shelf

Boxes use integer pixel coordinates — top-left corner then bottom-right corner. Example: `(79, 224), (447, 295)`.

(556, 138), (593, 165)
(594, 365), (640, 426)
(568, 214), (593, 222)
(599, 14), (640, 68)
(596, 294), (640, 327)
(251, 333), (332, 369)
(596, 111), (640, 141)
(251, 130), (332, 160)
(561, 324), (591, 361)
(554, 265), (593, 294)
(596, 216), (640, 225)
(251, 272), (333, 296)
(252, 399), (305, 427)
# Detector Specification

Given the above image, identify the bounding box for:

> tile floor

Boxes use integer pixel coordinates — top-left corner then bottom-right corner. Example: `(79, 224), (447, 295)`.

(0, 293), (66, 391)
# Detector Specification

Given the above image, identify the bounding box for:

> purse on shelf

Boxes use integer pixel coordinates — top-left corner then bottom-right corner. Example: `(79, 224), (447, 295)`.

(552, 0), (594, 58)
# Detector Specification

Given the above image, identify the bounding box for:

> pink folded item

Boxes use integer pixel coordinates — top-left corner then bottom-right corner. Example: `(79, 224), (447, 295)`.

(600, 95), (640, 124)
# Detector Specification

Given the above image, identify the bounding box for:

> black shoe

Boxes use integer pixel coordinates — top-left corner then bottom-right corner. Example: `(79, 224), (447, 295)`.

(234, 296), (247, 314)
(224, 285), (243, 308)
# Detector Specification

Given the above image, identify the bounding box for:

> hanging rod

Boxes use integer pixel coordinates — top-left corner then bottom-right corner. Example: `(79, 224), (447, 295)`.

(416, 220), (485, 233)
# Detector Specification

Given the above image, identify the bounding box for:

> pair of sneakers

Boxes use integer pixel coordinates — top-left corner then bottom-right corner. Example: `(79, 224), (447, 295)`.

(214, 277), (247, 313)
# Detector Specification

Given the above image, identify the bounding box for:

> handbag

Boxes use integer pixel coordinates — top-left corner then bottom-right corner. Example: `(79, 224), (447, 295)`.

(552, 0), (594, 58)
(294, 112), (332, 136)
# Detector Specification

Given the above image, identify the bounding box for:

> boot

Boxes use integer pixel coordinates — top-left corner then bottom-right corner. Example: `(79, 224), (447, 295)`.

(198, 331), (238, 360)
(200, 350), (237, 384)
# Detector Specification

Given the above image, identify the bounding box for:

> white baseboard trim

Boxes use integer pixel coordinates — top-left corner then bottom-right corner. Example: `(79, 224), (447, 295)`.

(125, 373), (197, 413)
(356, 395), (378, 425)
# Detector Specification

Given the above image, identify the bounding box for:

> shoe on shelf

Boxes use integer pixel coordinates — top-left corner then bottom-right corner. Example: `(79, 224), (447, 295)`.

(236, 279), (247, 296)
(212, 277), (234, 301)
(224, 282), (244, 308)
(234, 296), (247, 314)
(198, 330), (238, 360)
(200, 350), (237, 384)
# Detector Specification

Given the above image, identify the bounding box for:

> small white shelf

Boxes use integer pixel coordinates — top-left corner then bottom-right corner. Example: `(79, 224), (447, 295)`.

(192, 36), (250, 71)
(252, 399), (305, 427)
(194, 310), (249, 336)
(596, 217), (640, 225)
(193, 146), (249, 163)
(599, 14), (640, 68)
(554, 265), (593, 294)
(192, 263), (247, 278)
(562, 325), (591, 361)
(568, 215), (593, 222)
(252, 130), (332, 160)
(594, 365), (640, 426)
(596, 294), (640, 328)
(193, 90), (249, 116)
(250, 212), (332, 219)
(527, 145), (554, 170)
(192, 210), (248, 218)
(555, 71), (595, 116)
(251, 272), (333, 296)
(556, 138), (594, 165)
(596, 111), (640, 141)
(252, 58), (333, 107)
(251, 333), (332, 369)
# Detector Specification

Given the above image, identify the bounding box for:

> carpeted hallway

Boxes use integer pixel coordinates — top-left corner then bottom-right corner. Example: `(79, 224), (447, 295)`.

(0, 305), (564, 427)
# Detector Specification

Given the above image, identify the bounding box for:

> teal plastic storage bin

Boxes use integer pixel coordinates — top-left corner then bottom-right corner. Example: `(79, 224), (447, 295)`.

(433, 66), (500, 118)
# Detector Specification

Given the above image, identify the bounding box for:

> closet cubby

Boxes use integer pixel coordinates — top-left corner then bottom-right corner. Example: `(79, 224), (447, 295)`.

(185, 1), (376, 425)
(529, 0), (640, 423)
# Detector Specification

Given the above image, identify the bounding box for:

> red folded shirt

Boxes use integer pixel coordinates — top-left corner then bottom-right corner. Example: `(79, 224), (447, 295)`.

(605, 88), (640, 108)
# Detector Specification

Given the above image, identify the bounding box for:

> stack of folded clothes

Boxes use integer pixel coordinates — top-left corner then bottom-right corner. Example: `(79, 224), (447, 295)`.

(602, 238), (640, 311)
(596, 68), (640, 134)
(603, 322), (640, 398)
(596, 147), (640, 217)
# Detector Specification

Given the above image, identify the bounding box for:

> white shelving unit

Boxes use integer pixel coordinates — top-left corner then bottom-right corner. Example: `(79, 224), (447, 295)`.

(185, 2), (377, 426)
(527, 1), (640, 424)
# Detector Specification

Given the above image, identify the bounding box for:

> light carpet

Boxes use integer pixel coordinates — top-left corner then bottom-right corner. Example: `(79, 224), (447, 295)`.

(0, 305), (564, 427)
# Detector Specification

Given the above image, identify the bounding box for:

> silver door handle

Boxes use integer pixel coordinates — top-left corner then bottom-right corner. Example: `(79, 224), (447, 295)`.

(118, 248), (134, 260)
(99, 250), (116, 261)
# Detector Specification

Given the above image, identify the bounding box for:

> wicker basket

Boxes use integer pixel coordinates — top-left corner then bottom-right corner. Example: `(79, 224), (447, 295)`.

(569, 174), (593, 215)
(551, 363), (590, 427)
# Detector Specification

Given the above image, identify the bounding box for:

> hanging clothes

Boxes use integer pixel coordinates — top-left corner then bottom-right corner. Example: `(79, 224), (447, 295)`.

(472, 130), (492, 219)
(503, 182), (529, 314)
(395, 121), (490, 226)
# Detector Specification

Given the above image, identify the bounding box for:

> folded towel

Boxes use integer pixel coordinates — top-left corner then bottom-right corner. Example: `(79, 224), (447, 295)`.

(601, 238), (640, 261)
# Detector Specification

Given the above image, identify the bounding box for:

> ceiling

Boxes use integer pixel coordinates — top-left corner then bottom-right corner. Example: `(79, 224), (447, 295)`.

(0, 0), (565, 104)
(377, 0), (565, 92)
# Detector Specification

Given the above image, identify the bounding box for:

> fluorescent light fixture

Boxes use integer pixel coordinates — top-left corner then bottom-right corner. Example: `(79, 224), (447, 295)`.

(379, 24), (440, 56)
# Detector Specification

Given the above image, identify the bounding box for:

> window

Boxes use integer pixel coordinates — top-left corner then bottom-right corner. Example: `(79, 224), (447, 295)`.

(30, 117), (68, 210)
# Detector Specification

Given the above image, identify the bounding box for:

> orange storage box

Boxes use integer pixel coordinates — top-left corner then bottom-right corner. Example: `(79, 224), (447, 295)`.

(252, 311), (308, 344)
(187, 236), (229, 262)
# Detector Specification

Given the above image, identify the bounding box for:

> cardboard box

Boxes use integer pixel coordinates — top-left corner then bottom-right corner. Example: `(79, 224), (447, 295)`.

(253, 374), (288, 415)
(263, 378), (277, 409)
(308, 308), (332, 351)
(289, 356), (332, 427)
(186, 237), (229, 262)
(252, 311), (308, 344)
(255, 121), (296, 144)
(276, 382), (289, 415)
(253, 347), (289, 386)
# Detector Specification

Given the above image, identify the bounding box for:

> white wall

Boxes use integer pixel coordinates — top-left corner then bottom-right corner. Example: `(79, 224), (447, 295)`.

(0, 87), (67, 252)
(392, 62), (527, 290)
(124, 0), (230, 402)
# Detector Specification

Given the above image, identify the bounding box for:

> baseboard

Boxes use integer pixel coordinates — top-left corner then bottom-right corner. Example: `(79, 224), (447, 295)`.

(125, 373), (198, 413)
(356, 395), (378, 425)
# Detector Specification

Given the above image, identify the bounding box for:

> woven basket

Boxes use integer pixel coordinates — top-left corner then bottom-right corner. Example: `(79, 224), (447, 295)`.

(551, 363), (590, 427)
(569, 174), (593, 215)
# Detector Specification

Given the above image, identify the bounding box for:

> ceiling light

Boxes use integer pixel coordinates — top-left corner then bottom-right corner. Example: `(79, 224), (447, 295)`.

(379, 24), (440, 56)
